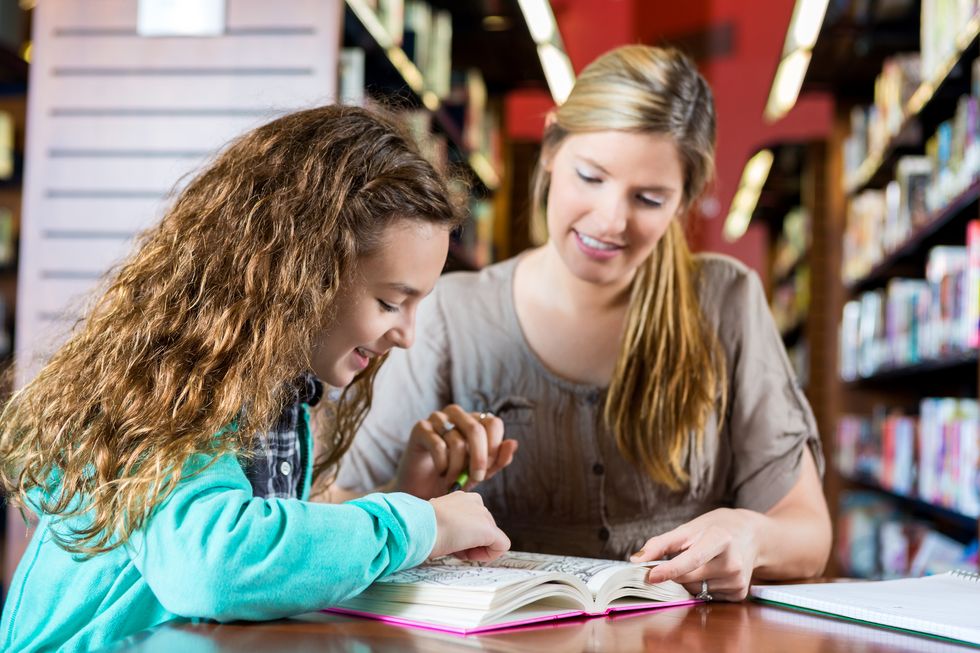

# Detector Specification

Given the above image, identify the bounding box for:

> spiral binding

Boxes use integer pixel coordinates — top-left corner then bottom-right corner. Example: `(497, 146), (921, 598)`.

(950, 569), (980, 582)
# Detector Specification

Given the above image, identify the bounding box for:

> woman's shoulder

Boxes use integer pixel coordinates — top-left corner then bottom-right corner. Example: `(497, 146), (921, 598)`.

(691, 253), (765, 328)
(692, 252), (755, 287)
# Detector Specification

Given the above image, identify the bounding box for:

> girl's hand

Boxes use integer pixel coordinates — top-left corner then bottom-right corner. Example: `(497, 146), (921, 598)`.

(630, 508), (763, 601)
(394, 404), (518, 499)
(428, 491), (511, 561)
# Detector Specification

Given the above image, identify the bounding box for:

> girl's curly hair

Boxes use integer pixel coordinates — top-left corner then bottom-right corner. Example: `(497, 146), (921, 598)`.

(0, 105), (461, 555)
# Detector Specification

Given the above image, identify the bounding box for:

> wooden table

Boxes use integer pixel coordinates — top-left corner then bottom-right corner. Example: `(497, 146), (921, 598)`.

(100, 600), (975, 652)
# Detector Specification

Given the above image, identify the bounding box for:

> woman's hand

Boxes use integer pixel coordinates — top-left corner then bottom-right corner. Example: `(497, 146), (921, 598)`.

(429, 491), (511, 561)
(630, 508), (764, 601)
(394, 404), (518, 499)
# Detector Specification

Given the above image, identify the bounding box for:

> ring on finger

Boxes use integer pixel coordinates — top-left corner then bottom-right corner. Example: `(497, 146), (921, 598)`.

(478, 412), (489, 420)
(695, 579), (713, 602)
(440, 420), (455, 436)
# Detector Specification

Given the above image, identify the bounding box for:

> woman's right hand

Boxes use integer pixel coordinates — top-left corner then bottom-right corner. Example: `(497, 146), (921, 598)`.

(394, 404), (518, 499)
(428, 491), (511, 561)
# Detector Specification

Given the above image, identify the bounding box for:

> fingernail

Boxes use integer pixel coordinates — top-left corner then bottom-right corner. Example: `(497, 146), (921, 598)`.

(629, 550), (644, 561)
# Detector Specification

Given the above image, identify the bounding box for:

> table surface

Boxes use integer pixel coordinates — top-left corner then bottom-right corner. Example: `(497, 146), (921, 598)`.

(100, 599), (977, 652)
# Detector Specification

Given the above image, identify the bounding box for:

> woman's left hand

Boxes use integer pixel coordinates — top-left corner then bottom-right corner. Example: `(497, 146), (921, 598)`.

(629, 508), (763, 601)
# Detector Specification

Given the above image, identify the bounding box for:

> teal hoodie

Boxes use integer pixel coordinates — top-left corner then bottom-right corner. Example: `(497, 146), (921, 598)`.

(0, 412), (436, 653)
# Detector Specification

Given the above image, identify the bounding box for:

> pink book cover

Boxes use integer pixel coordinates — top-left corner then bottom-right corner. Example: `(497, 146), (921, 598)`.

(324, 598), (701, 635)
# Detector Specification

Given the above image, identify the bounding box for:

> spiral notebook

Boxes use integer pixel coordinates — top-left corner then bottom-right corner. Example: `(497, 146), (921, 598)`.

(750, 570), (980, 647)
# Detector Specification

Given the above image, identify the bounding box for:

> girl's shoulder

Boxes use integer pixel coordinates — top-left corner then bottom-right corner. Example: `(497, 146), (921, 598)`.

(692, 252), (754, 287)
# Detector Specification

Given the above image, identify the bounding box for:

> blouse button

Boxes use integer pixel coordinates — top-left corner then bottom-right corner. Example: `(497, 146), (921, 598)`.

(279, 460), (293, 476)
(598, 527), (610, 541)
(593, 462), (605, 475)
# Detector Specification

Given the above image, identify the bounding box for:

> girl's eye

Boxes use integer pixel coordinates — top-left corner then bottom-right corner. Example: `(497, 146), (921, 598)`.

(638, 195), (665, 208)
(377, 299), (399, 314)
(576, 169), (601, 184)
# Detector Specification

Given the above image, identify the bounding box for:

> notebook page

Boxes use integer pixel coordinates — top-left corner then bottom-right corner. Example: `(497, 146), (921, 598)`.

(750, 572), (980, 645)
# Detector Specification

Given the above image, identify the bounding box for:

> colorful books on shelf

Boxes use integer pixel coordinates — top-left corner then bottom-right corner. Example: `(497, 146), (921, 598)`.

(836, 397), (980, 520)
(835, 491), (976, 578)
(839, 223), (980, 378)
(327, 552), (696, 634)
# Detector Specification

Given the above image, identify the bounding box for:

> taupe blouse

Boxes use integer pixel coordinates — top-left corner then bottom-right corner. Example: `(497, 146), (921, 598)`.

(336, 253), (824, 560)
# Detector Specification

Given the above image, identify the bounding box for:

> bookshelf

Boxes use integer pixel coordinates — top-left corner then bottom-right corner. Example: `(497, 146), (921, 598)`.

(798, 0), (980, 579)
(342, 0), (544, 271)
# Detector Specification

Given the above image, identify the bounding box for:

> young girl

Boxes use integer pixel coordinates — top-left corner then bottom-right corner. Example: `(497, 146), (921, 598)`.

(331, 46), (832, 602)
(0, 105), (509, 653)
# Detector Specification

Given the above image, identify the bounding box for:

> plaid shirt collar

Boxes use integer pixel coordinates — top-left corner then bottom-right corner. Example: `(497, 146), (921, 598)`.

(245, 373), (323, 500)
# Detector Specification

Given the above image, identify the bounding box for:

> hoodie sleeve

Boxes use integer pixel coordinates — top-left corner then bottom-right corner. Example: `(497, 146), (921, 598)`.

(127, 453), (436, 622)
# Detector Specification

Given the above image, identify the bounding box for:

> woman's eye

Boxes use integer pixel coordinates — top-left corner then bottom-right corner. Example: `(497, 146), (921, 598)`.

(638, 195), (664, 208)
(377, 299), (399, 313)
(576, 169), (601, 184)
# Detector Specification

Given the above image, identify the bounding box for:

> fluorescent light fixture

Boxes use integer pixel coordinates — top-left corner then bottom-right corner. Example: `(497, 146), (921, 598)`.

(515, 0), (574, 104)
(516, 0), (556, 44)
(789, 0), (829, 50)
(723, 149), (773, 241)
(538, 44), (575, 105)
(764, 0), (829, 122)
(765, 49), (811, 122)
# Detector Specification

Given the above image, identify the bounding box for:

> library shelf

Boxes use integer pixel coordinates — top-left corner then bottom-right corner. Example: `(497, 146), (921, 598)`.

(843, 350), (979, 384)
(845, 16), (980, 196)
(841, 472), (979, 534)
(343, 0), (501, 192)
(845, 180), (980, 293)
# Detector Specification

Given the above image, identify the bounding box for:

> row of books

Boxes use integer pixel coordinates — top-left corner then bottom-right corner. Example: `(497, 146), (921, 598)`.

(339, 46), (501, 171)
(836, 398), (980, 518)
(840, 223), (980, 377)
(842, 54), (921, 181)
(837, 491), (978, 579)
(920, 0), (980, 85)
(364, 0), (453, 99)
(841, 1), (980, 187)
(842, 109), (980, 287)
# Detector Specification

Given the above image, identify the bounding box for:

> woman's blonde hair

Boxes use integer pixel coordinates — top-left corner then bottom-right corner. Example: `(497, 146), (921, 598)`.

(0, 105), (461, 554)
(531, 45), (726, 491)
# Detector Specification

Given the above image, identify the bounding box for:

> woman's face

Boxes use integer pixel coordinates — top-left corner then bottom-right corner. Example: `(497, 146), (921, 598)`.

(545, 130), (687, 288)
(312, 219), (449, 387)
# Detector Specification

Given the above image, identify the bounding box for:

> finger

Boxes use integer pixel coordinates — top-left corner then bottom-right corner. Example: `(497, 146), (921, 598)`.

(443, 405), (489, 482)
(428, 410), (453, 436)
(477, 413), (504, 458)
(644, 537), (727, 584)
(411, 420), (449, 474)
(630, 527), (693, 563)
(486, 439), (519, 478)
(442, 430), (469, 486)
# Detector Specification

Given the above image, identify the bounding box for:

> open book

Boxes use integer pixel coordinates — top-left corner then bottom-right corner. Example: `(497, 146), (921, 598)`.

(750, 570), (980, 647)
(327, 551), (697, 634)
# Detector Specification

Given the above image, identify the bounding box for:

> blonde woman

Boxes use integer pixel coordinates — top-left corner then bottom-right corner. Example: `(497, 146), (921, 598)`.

(0, 105), (509, 653)
(332, 46), (832, 601)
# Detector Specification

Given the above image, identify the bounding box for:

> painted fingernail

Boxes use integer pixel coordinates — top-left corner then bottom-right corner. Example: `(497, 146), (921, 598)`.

(630, 550), (644, 560)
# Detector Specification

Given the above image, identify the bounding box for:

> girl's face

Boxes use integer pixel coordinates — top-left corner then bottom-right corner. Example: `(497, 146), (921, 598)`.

(545, 130), (687, 288)
(312, 219), (449, 387)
